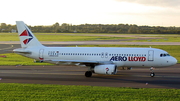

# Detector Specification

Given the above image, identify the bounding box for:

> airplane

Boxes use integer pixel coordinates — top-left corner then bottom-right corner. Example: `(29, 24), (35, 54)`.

(13, 21), (177, 77)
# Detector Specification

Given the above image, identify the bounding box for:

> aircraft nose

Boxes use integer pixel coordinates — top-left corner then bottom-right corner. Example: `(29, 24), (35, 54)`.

(168, 57), (177, 65)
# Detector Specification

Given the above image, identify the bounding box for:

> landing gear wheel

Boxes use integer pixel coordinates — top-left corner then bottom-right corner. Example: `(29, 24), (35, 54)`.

(85, 71), (92, 77)
(150, 72), (155, 77)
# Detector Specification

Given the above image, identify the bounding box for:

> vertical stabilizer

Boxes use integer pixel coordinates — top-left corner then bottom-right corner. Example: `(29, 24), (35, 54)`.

(16, 21), (44, 48)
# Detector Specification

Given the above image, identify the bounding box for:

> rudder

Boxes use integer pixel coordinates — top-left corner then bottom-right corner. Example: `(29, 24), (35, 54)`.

(16, 21), (44, 48)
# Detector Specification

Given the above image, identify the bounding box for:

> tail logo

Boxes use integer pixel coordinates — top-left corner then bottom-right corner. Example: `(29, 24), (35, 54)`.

(20, 29), (33, 45)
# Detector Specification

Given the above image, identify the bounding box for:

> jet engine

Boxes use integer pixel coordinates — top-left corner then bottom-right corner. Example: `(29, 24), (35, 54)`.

(93, 64), (117, 75)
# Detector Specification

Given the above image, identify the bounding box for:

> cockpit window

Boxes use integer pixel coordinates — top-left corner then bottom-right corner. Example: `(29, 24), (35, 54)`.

(160, 53), (170, 57)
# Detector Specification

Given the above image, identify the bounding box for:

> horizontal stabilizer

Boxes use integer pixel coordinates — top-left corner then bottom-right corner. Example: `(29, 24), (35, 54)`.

(13, 48), (31, 54)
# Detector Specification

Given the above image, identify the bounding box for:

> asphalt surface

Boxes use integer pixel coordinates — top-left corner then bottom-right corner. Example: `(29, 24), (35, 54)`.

(0, 65), (179, 89)
(0, 43), (180, 89)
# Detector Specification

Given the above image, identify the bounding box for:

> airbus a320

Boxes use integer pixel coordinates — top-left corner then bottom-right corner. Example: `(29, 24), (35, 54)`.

(13, 21), (177, 77)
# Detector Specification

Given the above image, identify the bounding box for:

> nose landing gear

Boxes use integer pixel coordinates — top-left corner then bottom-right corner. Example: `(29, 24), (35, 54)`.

(150, 66), (155, 77)
(150, 72), (155, 77)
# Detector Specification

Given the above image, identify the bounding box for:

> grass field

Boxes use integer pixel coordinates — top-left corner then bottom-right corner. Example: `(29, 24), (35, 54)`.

(1, 33), (180, 42)
(0, 53), (51, 65)
(0, 83), (179, 101)
(0, 33), (133, 41)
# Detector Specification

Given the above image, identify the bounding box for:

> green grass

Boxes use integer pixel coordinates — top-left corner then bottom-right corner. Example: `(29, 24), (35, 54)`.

(0, 53), (51, 65)
(0, 83), (179, 101)
(2, 33), (180, 42)
(0, 33), (133, 41)
(36, 34), (128, 41)
(0, 33), (19, 41)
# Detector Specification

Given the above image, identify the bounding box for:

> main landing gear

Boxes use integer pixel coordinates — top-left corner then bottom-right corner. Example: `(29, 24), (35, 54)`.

(150, 66), (155, 77)
(85, 65), (94, 77)
(85, 71), (92, 77)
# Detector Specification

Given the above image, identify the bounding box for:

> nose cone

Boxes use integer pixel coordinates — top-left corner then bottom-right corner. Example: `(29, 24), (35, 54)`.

(168, 57), (177, 65)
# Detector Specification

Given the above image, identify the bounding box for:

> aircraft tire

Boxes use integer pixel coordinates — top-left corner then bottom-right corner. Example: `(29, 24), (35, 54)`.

(150, 72), (155, 77)
(85, 71), (92, 77)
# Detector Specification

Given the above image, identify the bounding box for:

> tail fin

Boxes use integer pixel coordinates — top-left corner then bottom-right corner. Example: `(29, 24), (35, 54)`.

(16, 21), (44, 48)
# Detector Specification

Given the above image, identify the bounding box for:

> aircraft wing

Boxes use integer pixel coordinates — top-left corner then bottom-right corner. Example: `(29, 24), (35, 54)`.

(44, 59), (113, 65)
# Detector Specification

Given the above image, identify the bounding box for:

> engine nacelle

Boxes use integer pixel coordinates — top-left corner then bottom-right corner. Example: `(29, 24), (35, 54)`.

(94, 64), (117, 75)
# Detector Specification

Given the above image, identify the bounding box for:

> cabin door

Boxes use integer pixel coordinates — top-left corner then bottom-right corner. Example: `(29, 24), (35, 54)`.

(39, 49), (44, 60)
(148, 50), (154, 61)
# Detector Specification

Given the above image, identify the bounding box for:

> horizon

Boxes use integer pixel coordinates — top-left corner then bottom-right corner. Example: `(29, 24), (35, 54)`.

(1, 22), (179, 27)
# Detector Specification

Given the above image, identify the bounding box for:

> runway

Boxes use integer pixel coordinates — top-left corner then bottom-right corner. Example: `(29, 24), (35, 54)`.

(0, 65), (179, 89)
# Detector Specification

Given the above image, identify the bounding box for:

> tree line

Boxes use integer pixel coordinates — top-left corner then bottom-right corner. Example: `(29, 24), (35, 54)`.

(1, 22), (180, 34)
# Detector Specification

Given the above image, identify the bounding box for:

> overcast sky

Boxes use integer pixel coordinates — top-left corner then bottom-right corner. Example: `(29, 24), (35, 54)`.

(1, 0), (180, 26)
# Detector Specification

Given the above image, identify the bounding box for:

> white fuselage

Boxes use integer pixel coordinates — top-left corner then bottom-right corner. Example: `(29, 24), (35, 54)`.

(16, 47), (177, 68)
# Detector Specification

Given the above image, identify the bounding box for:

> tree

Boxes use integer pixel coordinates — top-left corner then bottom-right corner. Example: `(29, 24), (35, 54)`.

(53, 22), (60, 33)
